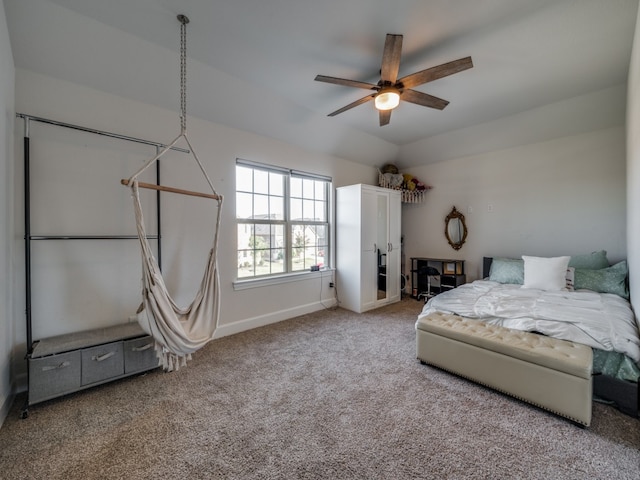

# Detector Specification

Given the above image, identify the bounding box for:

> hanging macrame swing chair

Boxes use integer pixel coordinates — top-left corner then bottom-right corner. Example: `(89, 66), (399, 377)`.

(121, 14), (223, 371)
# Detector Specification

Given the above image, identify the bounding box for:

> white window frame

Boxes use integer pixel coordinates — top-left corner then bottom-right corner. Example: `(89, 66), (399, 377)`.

(233, 159), (332, 289)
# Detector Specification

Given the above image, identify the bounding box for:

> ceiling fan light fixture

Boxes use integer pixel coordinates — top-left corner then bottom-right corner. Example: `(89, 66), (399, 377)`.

(315, 33), (473, 124)
(375, 88), (400, 111)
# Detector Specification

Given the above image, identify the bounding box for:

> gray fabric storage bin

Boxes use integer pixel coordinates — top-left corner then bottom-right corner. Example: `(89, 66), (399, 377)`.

(124, 336), (159, 374)
(81, 341), (124, 385)
(27, 324), (159, 408)
(29, 351), (82, 404)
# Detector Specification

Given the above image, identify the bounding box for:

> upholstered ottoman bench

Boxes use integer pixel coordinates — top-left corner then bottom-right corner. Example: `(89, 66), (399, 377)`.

(416, 312), (593, 426)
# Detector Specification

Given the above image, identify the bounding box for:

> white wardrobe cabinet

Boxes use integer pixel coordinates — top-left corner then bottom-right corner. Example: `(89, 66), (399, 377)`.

(336, 184), (401, 313)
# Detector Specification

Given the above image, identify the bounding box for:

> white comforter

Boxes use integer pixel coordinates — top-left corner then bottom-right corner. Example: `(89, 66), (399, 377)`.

(418, 280), (640, 364)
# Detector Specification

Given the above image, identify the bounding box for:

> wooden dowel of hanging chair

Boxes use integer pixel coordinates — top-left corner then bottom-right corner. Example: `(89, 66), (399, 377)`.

(121, 179), (220, 200)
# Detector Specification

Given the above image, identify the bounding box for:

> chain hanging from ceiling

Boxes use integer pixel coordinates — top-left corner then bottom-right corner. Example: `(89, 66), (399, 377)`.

(178, 14), (188, 135)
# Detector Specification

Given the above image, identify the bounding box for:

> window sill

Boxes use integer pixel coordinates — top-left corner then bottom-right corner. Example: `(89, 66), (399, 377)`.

(233, 268), (335, 291)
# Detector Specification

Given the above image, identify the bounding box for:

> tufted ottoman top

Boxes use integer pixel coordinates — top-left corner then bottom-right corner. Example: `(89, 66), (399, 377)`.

(416, 311), (592, 379)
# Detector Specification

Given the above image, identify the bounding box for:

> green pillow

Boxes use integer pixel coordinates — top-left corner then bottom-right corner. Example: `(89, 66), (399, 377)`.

(568, 250), (609, 269)
(489, 257), (524, 285)
(574, 260), (629, 299)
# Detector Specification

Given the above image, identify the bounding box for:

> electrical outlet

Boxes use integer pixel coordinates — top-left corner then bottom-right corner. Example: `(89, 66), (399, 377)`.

(329, 282), (335, 288)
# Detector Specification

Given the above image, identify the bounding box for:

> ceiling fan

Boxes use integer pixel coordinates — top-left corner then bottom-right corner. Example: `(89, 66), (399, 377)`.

(315, 34), (473, 126)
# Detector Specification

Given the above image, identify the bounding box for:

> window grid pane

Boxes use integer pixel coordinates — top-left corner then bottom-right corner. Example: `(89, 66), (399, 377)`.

(236, 166), (253, 193)
(314, 180), (326, 200)
(290, 177), (302, 198)
(290, 198), (302, 221)
(270, 193), (285, 221)
(270, 173), (284, 196)
(254, 169), (269, 195)
(302, 179), (314, 199)
(314, 200), (326, 222)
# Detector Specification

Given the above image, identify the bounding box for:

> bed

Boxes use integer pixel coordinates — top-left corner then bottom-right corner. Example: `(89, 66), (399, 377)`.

(416, 253), (640, 421)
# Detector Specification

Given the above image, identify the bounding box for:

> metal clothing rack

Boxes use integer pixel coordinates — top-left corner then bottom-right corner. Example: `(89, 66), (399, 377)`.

(17, 112), (188, 356)
(17, 113), (196, 417)
(16, 113), (198, 412)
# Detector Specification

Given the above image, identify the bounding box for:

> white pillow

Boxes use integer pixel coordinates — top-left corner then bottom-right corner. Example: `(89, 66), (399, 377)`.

(522, 255), (571, 291)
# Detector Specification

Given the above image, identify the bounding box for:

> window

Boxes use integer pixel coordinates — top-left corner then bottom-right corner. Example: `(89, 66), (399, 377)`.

(236, 159), (331, 279)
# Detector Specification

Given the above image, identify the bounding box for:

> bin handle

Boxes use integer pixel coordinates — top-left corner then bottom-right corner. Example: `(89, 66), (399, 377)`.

(132, 343), (153, 352)
(42, 361), (70, 372)
(92, 351), (116, 362)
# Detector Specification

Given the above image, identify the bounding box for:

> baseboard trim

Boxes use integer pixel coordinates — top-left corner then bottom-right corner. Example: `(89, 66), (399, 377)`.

(0, 391), (15, 429)
(214, 298), (337, 339)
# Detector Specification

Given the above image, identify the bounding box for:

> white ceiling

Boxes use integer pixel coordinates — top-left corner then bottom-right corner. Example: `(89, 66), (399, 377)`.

(5, 0), (639, 167)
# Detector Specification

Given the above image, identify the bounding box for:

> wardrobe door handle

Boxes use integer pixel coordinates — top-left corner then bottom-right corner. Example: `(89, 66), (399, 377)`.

(42, 361), (70, 372)
(92, 351), (116, 362)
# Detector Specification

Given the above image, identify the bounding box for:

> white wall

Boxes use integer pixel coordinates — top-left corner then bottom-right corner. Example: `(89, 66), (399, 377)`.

(402, 125), (627, 283)
(11, 68), (376, 386)
(0, 0), (15, 426)
(627, 6), (640, 313)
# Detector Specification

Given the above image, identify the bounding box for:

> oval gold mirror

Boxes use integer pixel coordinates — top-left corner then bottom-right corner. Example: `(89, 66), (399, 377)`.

(445, 206), (467, 250)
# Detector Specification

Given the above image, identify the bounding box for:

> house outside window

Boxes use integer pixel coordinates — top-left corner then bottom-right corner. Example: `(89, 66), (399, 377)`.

(236, 159), (331, 279)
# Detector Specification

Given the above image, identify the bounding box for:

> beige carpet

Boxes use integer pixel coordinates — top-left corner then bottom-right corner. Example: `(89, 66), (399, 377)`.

(1, 298), (639, 479)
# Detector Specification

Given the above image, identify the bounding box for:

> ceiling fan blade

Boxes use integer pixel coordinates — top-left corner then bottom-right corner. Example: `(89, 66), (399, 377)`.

(327, 93), (376, 116)
(379, 109), (392, 126)
(380, 34), (403, 84)
(402, 89), (449, 110)
(398, 56), (473, 89)
(314, 75), (378, 91)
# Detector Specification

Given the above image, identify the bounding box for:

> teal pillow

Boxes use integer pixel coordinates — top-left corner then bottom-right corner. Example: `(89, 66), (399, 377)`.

(568, 250), (609, 269)
(574, 260), (629, 299)
(489, 257), (524, 284)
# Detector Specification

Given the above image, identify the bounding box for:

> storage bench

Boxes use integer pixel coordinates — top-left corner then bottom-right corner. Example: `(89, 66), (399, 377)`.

(416, 311), (593, 426)
(28, 323), (159, 409)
